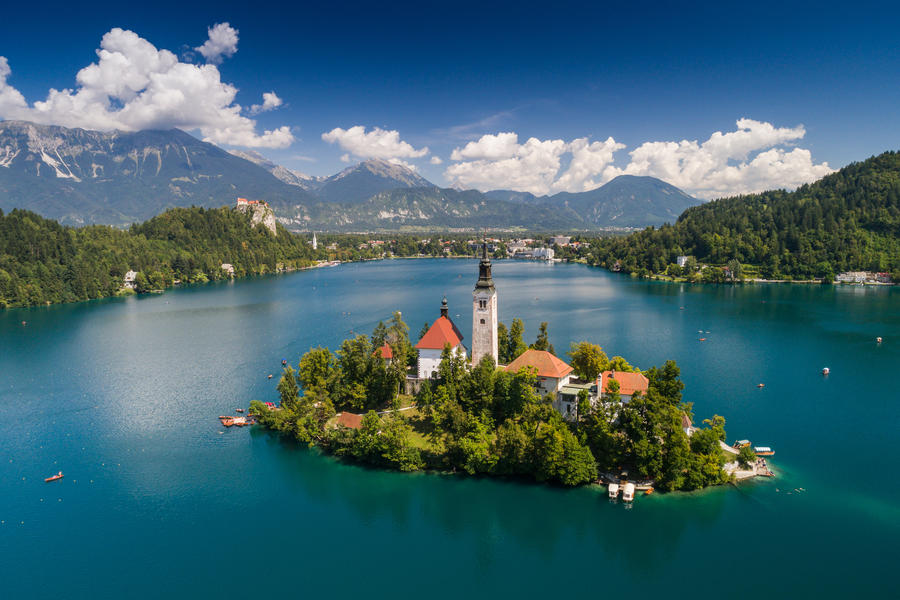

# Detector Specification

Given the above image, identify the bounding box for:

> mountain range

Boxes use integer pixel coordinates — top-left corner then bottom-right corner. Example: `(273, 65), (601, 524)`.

(0, 121), (702, 230)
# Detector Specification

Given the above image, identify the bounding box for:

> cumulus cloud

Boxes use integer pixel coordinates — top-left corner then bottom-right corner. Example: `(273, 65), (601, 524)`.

(615, 119), (832, 198)
(0, 26), (293, 148)
(445, 132), (571, 194)
(249, 91), (283, 115)
(445, 119), (832, 198)
(430, 156), (443, 165)
(322, 125), (429, 161)
(195, 23), (238, 64)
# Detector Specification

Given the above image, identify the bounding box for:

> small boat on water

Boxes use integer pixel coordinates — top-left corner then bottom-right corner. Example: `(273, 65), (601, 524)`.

(876, 337), (882, 343)
(218, 415), (235, 427)
(267, 374), (273, 379)
(622, 482), (636, 502)
(281, 359), (287, 366)
(822, 367), (830, 375)
(699, 338), (706, 341)
(45, 471), (63, 482)
(644, 488), (654, 496)
(608, 483), (620, 499)
(235, 408), (244, 413)
(757, 383), (765, 388)
(733, 440), (751, 449)
(754, 446), (775, 456)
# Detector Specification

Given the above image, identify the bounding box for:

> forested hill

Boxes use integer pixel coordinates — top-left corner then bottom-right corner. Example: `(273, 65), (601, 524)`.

(585, 151), (900, 279)
(0, 206), (318, 308)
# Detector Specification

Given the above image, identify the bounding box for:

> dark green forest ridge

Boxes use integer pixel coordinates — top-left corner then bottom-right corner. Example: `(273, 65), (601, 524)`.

(581, 151), (900, 280)
(0, 206), (319, 308)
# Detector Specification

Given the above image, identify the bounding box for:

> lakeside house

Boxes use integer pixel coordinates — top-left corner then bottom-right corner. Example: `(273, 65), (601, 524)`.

(378, 343), (393, 366)
(676, 255), (692, 268)
(836, 271), (893, 284)
(123, 270), (137, 289)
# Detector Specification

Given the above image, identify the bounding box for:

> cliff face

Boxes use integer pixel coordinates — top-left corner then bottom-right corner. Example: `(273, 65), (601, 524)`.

(236, 202), (277, 235)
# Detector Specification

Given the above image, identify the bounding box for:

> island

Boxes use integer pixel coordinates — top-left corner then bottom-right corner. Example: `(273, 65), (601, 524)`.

(250, 244), (768, 493)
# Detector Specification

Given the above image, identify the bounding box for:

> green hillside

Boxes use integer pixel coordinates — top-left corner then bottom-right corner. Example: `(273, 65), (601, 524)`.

(0, 206), (318, 308)
(583, 151), (900, 279)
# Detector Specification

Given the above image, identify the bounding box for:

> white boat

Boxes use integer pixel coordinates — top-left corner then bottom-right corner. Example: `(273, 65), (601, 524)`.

(754, 446), (775, 456)
(608, 483), (619, 499)
(822, 367), (830, 375)
(622, 482), (636, 502)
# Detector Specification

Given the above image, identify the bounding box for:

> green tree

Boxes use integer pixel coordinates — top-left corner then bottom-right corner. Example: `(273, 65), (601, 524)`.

(508, 318), (528, 360)
(568, 341), (608, 381)
(277, 366), (300, 410)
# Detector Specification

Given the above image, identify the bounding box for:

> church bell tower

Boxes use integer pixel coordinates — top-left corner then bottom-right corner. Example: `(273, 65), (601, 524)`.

(472, 242), (498, 366)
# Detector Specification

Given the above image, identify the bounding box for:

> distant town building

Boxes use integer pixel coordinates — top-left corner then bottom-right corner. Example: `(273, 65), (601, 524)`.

(312, 232), (317, 250)
(550, 235), (571, 246)
(531, 247), (555, 260)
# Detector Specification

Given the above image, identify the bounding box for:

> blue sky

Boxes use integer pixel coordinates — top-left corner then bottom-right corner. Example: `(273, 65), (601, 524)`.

(1, 0), (898, 198)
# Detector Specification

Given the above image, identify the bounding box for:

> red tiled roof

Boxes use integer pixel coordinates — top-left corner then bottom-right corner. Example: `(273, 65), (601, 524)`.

(336, 412), (363, 429)
(601, 371), (649, 396)
(505, 349), (573, 379)
(379, 343), (393, 359)
(415, 316), (463, 350)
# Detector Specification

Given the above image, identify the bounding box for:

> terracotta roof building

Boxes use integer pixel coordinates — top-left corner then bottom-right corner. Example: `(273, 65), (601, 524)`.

(505, 349), (573, 398)
(336, 412), (364, 430)
(415, 297), (466, 379)
(600, 370), (649, 402)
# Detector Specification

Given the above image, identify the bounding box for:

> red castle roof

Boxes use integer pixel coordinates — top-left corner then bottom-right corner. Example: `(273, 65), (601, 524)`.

(379, 343), (393, 359)
(415, 316), (463, 350)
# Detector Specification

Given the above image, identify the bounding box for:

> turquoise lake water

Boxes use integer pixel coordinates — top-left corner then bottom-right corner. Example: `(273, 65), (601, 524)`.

(1, 259), (898, 598)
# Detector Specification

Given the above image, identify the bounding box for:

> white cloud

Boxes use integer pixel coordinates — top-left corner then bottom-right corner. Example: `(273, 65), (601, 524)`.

(0, 26), (293, 149)
(195, 23), (238, 64)
(445, 133), (570, 194)
(616, 119), (832, 198)
(445, 119), (832, 198)
(430, 156), (443, 165)
(322, 125), (429, 161)
(249, 92), (283, 115)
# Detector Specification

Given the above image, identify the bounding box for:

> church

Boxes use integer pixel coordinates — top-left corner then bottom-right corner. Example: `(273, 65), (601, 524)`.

(415, 243), (498, 377)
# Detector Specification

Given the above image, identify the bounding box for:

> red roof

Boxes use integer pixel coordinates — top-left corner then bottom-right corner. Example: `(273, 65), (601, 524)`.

(601, 371), (649, 396)
(415, 316), (463, 350)
(336, 412), (363, 429)
(379, 343), (393, 359)
(505, 349), (573, 379)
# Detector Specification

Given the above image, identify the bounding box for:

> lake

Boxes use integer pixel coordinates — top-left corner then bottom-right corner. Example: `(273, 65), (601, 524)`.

(1, 259), (897, 598)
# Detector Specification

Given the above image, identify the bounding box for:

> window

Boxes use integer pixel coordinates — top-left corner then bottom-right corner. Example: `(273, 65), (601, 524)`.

(480, 319), (485, 324)
(478, 299), (487, 309)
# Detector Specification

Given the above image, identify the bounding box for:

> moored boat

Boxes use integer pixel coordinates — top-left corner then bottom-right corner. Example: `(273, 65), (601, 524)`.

(733, 440), (751, 448)
(753, 446), (775, 456)
(608, 482), (619, 499)
(622, 482), (636, 502)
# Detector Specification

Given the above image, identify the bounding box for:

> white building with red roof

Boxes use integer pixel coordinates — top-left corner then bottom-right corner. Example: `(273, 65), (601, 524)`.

(415, 297), (466, 379)
(600, 370), (649, 403)
(504, 348), (574, 398)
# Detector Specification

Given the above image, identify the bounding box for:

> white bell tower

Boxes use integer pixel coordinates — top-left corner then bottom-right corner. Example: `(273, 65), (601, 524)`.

(472, 242), (498, 366)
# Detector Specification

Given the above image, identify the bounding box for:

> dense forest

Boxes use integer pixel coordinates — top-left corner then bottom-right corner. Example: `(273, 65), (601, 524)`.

(0, 206), (320, 308)
(253, 315), (735, 491)
(577, 151), (900, 280)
